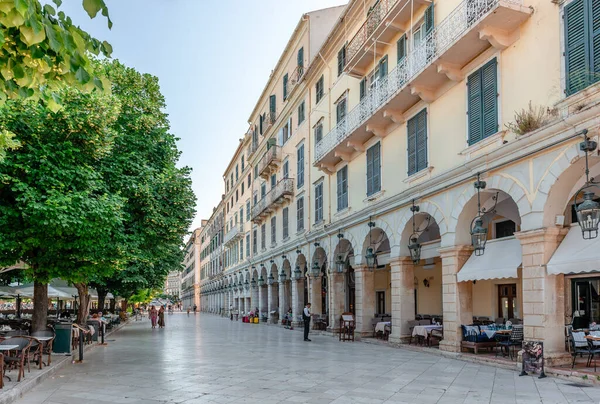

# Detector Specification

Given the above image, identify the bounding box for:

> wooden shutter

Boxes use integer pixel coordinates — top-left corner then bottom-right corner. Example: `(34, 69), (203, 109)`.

(366, 146), (373, 196)
(590, 0), (600, 85)
(337, 169), (343, 211)
(297, 47), (304, 69)
(565, 0), (588, 95)
(269, 95), (276, 119)
(425, 3), (434, 34)
(397, 35), (406, 63)
(467, 67), (483, 146)
(407, 115), (417, 175)
(416, 110), (428, 172)
(259, 114), (263, 135)
(481, 58), (498, 139)
(338, 47), (345, 77)
(297, 145), (304, 188)
(379, 56), (388, 79)
(360, 78), (367, 100)
(373, 143), (381, 193)
(283, 74), (288, 100)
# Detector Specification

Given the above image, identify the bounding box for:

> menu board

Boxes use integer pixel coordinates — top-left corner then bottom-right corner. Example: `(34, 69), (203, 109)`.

(520, 341), (546, 378)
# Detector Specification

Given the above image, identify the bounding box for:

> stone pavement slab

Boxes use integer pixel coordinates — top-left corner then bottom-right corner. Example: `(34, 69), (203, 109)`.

(12, 314), (600, 403)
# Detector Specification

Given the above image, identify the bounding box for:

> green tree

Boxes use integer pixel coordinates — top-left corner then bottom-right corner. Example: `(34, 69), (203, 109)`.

(0, 89), (125, 330)
(92, 60), (195, 314)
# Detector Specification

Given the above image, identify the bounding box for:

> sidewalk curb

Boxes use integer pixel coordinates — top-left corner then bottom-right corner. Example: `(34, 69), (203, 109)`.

(0, 320), (130, 404)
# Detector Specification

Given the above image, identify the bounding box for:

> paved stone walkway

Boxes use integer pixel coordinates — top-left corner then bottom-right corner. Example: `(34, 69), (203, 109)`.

(14, 314), (600, 403)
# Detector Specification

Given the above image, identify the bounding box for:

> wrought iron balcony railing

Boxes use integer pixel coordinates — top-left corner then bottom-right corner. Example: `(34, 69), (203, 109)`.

(315, 0), (525, 164)
(284, 65), (305, 100)
(224, 223), (244, 246)
(347, 0), (398, 63)
(251, 178), (294, 222)
(258, 145), (282, 178)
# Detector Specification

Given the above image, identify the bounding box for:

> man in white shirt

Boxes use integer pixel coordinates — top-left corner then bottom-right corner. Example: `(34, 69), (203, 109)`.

(303, 303), (312, 341)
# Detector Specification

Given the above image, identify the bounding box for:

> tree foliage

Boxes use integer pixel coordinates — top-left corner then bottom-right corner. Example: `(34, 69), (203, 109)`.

(0, 0), (112, 111)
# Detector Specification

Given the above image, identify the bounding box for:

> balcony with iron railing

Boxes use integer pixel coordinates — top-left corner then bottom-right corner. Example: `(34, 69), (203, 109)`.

(224, 223), (244, 246)
(346, 0), (431, 77)
(284, 65), (305, 100)
(258, 145), (282, 179)
(251, 178), (294, 223)
(315, 0), (531, 170)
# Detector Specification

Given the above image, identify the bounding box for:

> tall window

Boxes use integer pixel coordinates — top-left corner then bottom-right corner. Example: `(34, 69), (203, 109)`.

(247, 173), (251, 187)
(366, 142), (381, 196)
(397, 34), (406, 63)
(407, 109), (428, 176)
(314, 122), (323, 144)
(564, 0), (600, 95)
(336, 96), (347, 124)
(297, 144), (304, 189)
(297, 196), (304, 232)
(271, 217), (276, 245)
(269, 95), (276, 121)
(239, 207), (244, 224)
(241, 156), (245, 171)
(239, 239), (244, 260)
(261, 183), (266, 198)
(315, 182), (323, 223)
(316, 75), (324, 103)
(283, 73), (289, 100)
(298, 101), (305, 124)
(235, 190), (238, 202)
(468, 58), (498, 146)
(270, 174), (276, 188)
(283, 207), (289, 239)
(235, 165), (239, 181)
(246, 234), (250, 258)
(254, 165), (258, 181)
(246, 200), (251, 222)
(241, 183), (244, 195)
(261, 224), (266, 250)
(337, 166), (348, 211)
(337, 44), (346, 76)
(297, 47), (304, 74)
(253, 228), (258, 254)
(283, 160), (289, 179)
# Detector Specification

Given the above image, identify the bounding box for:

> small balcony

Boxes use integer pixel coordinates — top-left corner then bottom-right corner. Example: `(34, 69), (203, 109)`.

(251, 178), (294, 224)
(315, 0), (531, 171)
(224, 223), (244, 246)
(258, 145), (282, 179)
(346, 0), (431, 77)
(284, 65), (305, 99)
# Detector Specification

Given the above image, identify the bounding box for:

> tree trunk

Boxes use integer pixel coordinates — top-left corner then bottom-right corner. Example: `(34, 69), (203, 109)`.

(97, 289), (107, 313)
(74, 283), (90, 325)
(31, 282), (48, 332)
(109, 298), (116, 312)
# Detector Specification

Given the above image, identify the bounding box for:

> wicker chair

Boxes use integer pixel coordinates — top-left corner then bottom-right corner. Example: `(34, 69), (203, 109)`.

(31, 330), (55, 366)
(1, 337), (31, 382)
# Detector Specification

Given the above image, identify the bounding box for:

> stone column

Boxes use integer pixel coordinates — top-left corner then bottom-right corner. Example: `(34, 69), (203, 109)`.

(258, 284), (264, 319)
(355, 266), (375, 337)
(251, 284), (259, 314)
(291, 277), (300, 325)
(309, 275), (322, 315)
(389, 257), (415, 343)
(328, 271), (345, 332)
(516, 227), (569, 366)
(267, 283), (275, 323)
(278, 279), (286, 325)
(439, 245), (473, 352)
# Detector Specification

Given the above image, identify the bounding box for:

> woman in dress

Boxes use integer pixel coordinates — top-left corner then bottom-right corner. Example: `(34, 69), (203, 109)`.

(158, 306), (165, 328)
(149, 306), (158, 328)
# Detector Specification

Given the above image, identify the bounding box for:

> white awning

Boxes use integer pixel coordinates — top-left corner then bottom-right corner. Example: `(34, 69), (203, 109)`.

(457, 237), (522, 282)
(547, 225), (600, 275)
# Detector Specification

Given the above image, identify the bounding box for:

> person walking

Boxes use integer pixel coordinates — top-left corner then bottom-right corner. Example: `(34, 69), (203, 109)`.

(193, 304), (197, 315)
(229, 304), (234, 321)
(149, 306), (158, 329)
(303, 303), (311, 341)
(158, 306), (165, 328)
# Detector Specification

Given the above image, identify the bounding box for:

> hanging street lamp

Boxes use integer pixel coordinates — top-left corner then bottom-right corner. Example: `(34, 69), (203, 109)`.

(336, 255), (345, 273)
(470, 174), (498, 256)
(279, 272), (287, 282)
(257, 276), (264, 287)
(365, 218), (377, 270)
(575, 130), (600, 239)
(311, 261), (321, 277)
(294, 265), (302, 280)
(267, 273), (274, 285)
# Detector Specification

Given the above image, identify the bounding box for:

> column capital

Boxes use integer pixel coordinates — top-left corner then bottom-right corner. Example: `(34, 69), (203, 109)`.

(438, 245), (473, 259)
(514, 227), (567, 244)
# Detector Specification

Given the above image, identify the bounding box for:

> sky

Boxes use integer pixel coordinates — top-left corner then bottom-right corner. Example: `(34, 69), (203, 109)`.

(58, 0), (347, 232)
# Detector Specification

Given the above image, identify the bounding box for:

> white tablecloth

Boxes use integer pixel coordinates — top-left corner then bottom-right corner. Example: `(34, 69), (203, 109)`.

(412, 325), (442, 338)
(375, 321), (391, 333)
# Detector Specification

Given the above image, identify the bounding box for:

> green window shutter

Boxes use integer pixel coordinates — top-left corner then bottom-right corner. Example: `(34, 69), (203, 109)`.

(298, 47), (304, 69)
(283, 74), (288, 100)
(269, 95), (276, 120)
(337, 46), (345, 77)
(590, 0), (600, 86)
(379, 55), (388, 79)
(360, 78), (367, 99)
(373, 143), (381, 193)
(259, 114), (263, 135)
(407, 114), (417, 175)
(565, 0), (588, 95)
(416, 109), (428, 172)
(467, 67), (483, 146)
(481, 58), (498, 139)
(337, 168), (343, 210)
(397, 35), (406, 63)
(425, 3), (434, 34)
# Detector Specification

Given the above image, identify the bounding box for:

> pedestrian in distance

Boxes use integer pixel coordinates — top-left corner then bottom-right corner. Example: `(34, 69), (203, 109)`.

(158, 306), (165, 328)
(193, 304), (197, 314)
(303, 303), (311, 341)
(230, 304), (234, 321)
(149, 306), (158, 329)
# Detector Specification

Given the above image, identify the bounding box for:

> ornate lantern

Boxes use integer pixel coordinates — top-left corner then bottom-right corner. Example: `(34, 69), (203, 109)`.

(575, 131), (600, 240)
(311, 261), (321, 277)
(470, 174), (497, 256)
(257, 276), (264, 287)
(294, 265), (302, 280)
(267, 273), (274, 285)
(365, 219), (377, 270)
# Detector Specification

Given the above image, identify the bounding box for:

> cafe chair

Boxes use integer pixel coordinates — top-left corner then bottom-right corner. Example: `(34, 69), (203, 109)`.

(569, 331), (590, 369)
(1, 337), (31, 382)
(31, 330), (55, 366)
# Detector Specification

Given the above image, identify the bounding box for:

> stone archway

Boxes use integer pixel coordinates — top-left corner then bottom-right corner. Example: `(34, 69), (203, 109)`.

(308, 246), (328, 321)
(279, 258), (292, 325)
(330, 237), (355, 331)
(268, 263), (280, 323)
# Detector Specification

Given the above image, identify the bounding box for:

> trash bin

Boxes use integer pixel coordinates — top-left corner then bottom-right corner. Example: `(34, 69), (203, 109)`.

(53, 323), (72, 354)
